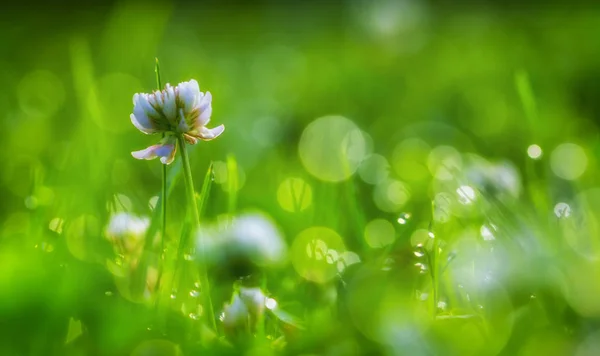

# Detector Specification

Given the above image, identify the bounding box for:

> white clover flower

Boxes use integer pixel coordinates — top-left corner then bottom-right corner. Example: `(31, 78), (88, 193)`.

(105, 212), (150, 252)
(239, 287), (267, 316)
(464, 158), (521, 200)
(130, 79), (225, 164)
(228, 213), (287, 267)
(221, 287), (272, 334)
(222, 293), (250, 329)
(195, 212), (288, 268)
(106, 212), (149, 236)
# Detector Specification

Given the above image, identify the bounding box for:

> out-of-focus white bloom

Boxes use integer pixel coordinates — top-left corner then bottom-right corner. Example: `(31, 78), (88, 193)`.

(196, 212), (287, 267)
(130, 79), (224, 164)
(222, 287), (273, 334)
(228, 214), (287, 266)
(104, 212), (158, 302)
(105, 212), (150, 252)
(239, 287), (267, 316)
(464, 158), (521, 200)
(222, 293), (249, 329)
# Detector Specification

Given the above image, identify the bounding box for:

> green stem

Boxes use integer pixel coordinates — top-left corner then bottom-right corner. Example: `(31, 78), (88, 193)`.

(154, 58), (168, 334)
(156, 58), (167, 257)
(176, 135), (218, 334)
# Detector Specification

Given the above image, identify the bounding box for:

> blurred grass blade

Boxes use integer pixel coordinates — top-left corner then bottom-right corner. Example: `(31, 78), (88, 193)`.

(226, 155), (238, 214)
(515, 70), (538, 134)
(65, 318), (82, 344)
(270, 308), (305, 330)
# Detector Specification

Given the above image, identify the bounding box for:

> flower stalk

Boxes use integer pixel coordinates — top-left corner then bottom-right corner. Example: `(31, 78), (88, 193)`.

(177, 134), (218, 334)
(155, 58), (168, 258)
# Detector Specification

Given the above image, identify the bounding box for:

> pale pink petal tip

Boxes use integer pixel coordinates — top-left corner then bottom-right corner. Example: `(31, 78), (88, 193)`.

(199, 124), (225, 141)
(131, 143), (176, 165)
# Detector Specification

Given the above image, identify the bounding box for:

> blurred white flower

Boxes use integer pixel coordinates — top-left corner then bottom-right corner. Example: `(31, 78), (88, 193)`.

(196, 212), (287, 267)
(239, 287), (267, 316)
(105, 212), (149, 253)
(229, 214), (287, 266)
(222, 293), (250, 330)
(130, 79), (225, 164)
(104, 213), (159, 302)
(464, 159), (521, 200)
(222, 287), (271, 334)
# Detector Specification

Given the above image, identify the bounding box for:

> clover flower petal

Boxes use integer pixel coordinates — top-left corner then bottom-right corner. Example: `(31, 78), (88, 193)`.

(177, 79), (200, 112)
(131, 95), (159, 134)
(162, 84), (178, 124)
(186, 124), (225, 144)
(195, 91), (213, 127)
(131, 136), (177, 165)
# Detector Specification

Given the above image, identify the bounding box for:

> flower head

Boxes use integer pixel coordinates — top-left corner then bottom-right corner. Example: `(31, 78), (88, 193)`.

(195, 212), (288, 269)
(130, 79), (224, 164)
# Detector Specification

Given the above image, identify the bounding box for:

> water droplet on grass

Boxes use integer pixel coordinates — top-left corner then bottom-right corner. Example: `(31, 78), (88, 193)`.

(188, 313), (199, 320)
(397, 212), (411, 224)
(457, 185), (476, 205)
(265, 298), (277, 310)
(554, 202), (571, 218)
(527, 144), (542, 159)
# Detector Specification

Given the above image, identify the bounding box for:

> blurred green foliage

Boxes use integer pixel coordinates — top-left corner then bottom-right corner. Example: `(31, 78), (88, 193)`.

(2, 0), (600, 355)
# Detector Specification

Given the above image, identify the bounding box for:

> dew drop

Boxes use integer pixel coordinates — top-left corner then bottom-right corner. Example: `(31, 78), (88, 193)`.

(382, 257), (394, 271)
(480, 224), (496, 241)
(414, 251), (424, 257)
(189, 290), (200, 298)
(188, 313), (199, 320)
(265, 298), (277, 310)
(415, 262), (427, 273)
(105, 291), (113, 297)
(456, 185), (476, 205)
(115, 255), (124, 266)
(527, 144), (543, 159)
(554, 202), (571, 218)
(49, 217), (64, 234)
(25, 196), (38, 210)
(397, 212), (411, 224)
